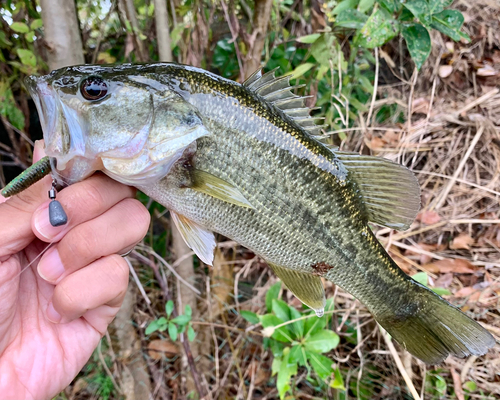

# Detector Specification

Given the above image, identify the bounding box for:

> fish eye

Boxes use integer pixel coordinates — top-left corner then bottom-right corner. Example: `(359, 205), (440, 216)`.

(80, 77), (108, 101)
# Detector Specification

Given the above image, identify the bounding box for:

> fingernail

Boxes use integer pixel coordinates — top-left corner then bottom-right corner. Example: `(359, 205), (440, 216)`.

(38, 247), (65, 283)
(33, 205), (65, 240)
(46, 302), (62, 323)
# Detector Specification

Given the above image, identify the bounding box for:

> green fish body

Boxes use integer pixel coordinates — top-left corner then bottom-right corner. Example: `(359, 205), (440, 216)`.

(23, 63), (494, 364)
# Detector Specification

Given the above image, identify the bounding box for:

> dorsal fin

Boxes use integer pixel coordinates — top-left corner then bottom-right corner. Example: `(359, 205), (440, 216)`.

(336, 151), (421, 231)
(243, 68), (325, 135)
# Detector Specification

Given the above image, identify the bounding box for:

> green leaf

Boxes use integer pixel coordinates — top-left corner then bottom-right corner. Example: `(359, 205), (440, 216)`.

(289, 345), (307, 367)
(24, 33), (35, 43)
(403, 0), (432, 26)
(296, 33), (321, 44)
(332, 0), (359, 16)
(241, 310), (260, 324)
(306, 351), (334, 380)
(165, 300), (174, 317)
(266, 282), (281, 312)
(171, 314), (191, 326)
(463, 380), (477, 392)
(335, 9), (368, 30)
(432, 287), (451, 296)
(358, 0), (375, 13)
(330, 368), (346, 390)
(311, 33), (337, 66)
(168, 321), (178, 341)
(30, 19), (43, 30)
(428, 0), (453, 15)
(378, 0), (402, 13)
(401, 23), (431, 70)
(304, 311), (327, 336)
(430, 10), (465, 41)
(187, 325), (196, 342)
(412, 271), (428, 286)
(272, 299), (291, 323)
(157, 317), (168, 331)
(289, 63), (314, 79)
(355, 8), (400, 48)
(304, 330), (340, 353)
(145, 320), (160, 335)
(289, 307), (304, 338)
(10, 22), (30, 33)
(184, 304), (192, 318)
(271, 356), (282, 376)
(277, 348), (298, 399)
(16, 48), (36, 67)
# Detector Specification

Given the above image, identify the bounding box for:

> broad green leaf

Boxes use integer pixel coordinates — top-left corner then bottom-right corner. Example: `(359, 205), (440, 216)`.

(289, 307), (304, 338)
(184, 304), (192, 318)
(356, 9), (400, 48)
(332, 0), (359, 16)
(434, 374), (447, 395)
(266, 282), (281, 312)
(24, 33), (35, 43)
(290, 63), (314, 79)
(296, 33), (321, 44)
(311, 33), (337, 66)
(271, 356), (282, 376)
(157, 317), (168, 331)
(289, 345), (307, 367)
(187, 325), (196, 341)
(304, 330), (340, 353)
(272, 299), (291, 323)
(403, 0), (432, 26)
(17, 48), (36, 67)
(260, 314), (293, 343)
(277, 348), (298, 399)
(171, 314), (191, 326)
(430, 10), (465, 41)
(330, 368), (346, 390)
(358, 0), (375, 13)
(168, 321), (178, 341)
(428, 0), (453, 15)
(335, 9), (368, 30)
(378, 0), (402, 13)
(412, 271), (428, 286)
(463, 380), (477, 392)
(165, 300), (174, 317)
(240, 310), (260, 324)
(145, 320), (160, 335)
(10, 22), (30, 33)
(401, 23), (431, 70)
(304, 311), (327, 336)
(0, 82), (25, 131)
(432, 287), (451, 296)
(306, 351), (334, 380)
(30, 19), (43, 30)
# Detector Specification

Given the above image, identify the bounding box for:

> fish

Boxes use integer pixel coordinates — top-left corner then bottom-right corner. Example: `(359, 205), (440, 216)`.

(20, 63), (494, 364)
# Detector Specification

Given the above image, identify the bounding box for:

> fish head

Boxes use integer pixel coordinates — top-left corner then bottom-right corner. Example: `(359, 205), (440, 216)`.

(26, 64), (209, 186)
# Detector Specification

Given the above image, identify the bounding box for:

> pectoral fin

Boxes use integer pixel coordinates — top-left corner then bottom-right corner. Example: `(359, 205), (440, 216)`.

(191, 169), (254, 208)
(268, 263), (326, 316)
(170, 211), (216, 266)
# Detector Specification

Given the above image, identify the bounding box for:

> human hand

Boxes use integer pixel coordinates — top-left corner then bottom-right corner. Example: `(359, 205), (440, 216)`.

(0, 141), (150, 400)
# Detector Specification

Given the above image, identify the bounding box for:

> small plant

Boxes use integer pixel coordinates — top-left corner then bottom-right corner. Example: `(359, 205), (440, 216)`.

(241, 283), (345, 399)
(146, 300), (196, 342)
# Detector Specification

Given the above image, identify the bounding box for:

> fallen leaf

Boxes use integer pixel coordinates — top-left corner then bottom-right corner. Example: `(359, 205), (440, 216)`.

(417, 210), (441, 225)
(454, 286), (477, 298)
(450, 233), (474, 250)
(413, 97), (430, 114)
(439, 65), (453, 78)
(476, 64), (498, 77)
(147, 339), (179, 360)
(423, 258), (476, 274)
(369, 137), (385, 150)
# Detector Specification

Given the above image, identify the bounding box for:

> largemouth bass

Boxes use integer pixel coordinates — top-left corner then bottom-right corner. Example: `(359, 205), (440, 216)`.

(22, 63), (494, 364)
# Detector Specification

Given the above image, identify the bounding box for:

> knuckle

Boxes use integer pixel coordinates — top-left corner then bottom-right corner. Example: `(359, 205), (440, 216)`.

(78, 179), (106, 214)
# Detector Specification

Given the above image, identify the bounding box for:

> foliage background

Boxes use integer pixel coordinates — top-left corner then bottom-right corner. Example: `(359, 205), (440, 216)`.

(0, 0), (499, 399)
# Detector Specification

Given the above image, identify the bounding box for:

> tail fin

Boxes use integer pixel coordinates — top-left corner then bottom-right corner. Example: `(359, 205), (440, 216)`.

(376, 286), (496, 364)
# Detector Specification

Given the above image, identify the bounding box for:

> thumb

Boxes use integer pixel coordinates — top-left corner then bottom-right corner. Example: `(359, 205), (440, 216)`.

(0, 140), (52, 258)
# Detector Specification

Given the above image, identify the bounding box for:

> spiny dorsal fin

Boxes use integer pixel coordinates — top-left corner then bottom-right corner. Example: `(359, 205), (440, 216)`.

(267, 262), (326, 316)
(336, 151), (421, 231)
(243, 68), (324, 135)
(170, 211), (216, 266)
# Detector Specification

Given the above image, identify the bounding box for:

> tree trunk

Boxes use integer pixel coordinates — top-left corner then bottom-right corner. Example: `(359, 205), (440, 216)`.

(245, 0), (273, 78)
(39, 0), (84, 70)
(119, 0), (147, 61)
(154, 0), (173, 62)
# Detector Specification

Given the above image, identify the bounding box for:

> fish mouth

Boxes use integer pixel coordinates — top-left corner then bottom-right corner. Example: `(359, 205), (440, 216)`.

(26, 75), (100, 185)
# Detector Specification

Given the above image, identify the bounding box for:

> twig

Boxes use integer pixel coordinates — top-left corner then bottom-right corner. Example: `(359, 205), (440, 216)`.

(365, 47), (379, 128)
(91, 0), (117, 64)
(433, 125), (485, 209)
(379, 326), (422, 400)
(455, 88), (499, 116)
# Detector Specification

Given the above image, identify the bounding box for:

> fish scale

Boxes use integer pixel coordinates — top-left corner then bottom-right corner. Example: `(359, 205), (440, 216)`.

(18, 62), (495, 364)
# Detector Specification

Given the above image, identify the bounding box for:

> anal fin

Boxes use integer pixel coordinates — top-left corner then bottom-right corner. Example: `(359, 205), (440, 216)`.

(170, 211), (216, 266)
(268, 263), (326, 316)
(191, 169), (254, 208)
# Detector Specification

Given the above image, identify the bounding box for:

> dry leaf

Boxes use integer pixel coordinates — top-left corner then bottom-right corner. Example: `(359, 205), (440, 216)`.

(476, 64), (498, 77)
(454, 286), (477, 298)
(418, 210), (441, 225)
(423, 258), (476, 274)
(439, 65), (453, 78)
(147, 339), (179, 360)
(413, 97), (430, 114)
(450, 233), (474, 250)
(369, 137), (385, 150)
